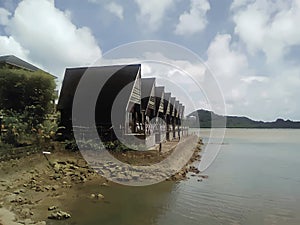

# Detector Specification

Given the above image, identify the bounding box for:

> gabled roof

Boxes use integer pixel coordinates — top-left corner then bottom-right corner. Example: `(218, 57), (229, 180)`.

(179, 103), (183, 119)
(163, 92), (171, 115)
(0, 55), (56, 78)
(58, 64), (141, 126)
(170, 97), (176, 117)
(0, 55), (40, 71)
(155, 86), (164, 115)
(175, 100), (180, 118)
(141, 78), (156, 112)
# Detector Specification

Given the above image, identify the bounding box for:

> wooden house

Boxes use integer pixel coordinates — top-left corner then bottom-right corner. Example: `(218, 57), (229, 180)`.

(163, 92), (172, 141)
(140, 78), (156, 147)
(57, 64), (141, 141)
(174, 100), (180, 138)
(57, 63), (188, 149)
(154, 86), (166, 143)
(169, 97), (176, 139)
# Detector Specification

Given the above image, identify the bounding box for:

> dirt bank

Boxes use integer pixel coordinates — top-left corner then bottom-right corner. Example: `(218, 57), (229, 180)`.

(0, 137), (205, 224)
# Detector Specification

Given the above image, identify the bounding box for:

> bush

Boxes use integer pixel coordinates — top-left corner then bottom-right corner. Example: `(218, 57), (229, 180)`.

(0, 67), (57, 147)
(0, 67), (56, 126)
(0, 110), (28, 146)
(0, 110), (59, 147)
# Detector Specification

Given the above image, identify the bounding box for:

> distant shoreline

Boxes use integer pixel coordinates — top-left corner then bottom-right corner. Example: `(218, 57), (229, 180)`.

(187, 109), (300, 129)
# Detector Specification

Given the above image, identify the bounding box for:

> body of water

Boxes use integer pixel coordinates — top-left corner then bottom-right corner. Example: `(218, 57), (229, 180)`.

(50, 129), (300, 225)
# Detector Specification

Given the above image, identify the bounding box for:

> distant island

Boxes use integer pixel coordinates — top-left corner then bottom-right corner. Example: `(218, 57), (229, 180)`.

(186, 109), (300, 129)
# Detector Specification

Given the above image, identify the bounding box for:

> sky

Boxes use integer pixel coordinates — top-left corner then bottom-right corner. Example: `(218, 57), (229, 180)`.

(0, 0), (299, 121)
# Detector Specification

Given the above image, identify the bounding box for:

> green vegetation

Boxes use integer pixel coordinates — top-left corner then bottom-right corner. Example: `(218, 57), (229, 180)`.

(0, 67), (56, 125)
(0, 67), (57, 148)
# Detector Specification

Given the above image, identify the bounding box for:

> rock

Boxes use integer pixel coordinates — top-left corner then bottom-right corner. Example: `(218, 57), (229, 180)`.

(48, 210), (71, 220)
(88, 169), (94, 174)
(56, 161), (67, 165)
(69, 165), (79, 170)
(100, 182), (109, 187)
(97, 193), (104, 199)
(48, 206), (57, 211)
(53, 163), (61, 172)
(53, 174), (61, 180)
(14, 190), (21, 194)
(34, 186), (43, 192)
(44, 185), (51, 191)
(80, 176), (87, 182)
(11, 195), (26, 204)
(52, 185), (59, 191)
(90, 194), (96, 198)
(66, 160), (76, 164)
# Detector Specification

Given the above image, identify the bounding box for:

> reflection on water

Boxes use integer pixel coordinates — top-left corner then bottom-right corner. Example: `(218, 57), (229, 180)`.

(49, 129), (300, 225)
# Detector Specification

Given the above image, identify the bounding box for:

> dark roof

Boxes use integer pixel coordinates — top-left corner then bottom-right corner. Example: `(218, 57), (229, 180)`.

(163, 92), (171, 115)
(181, 105), (185, 118)
(175, 100), (180, 118)
(0, 55), (40, 71)
(170, 97), (176, 117)
(58, 64), (141, 126)
(141, 78), (156, 112)
(179, 103), (183, 118)
(155, 86), (164, 115)
(0, 55), (56, 77)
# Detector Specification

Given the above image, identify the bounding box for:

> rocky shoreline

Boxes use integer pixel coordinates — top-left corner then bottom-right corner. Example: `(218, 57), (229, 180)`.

(168, 138), (207, 181)
(0, 137), (207, 225)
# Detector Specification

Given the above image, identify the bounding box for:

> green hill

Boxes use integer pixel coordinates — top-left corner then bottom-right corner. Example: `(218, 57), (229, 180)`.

(186, 109), (300, 128)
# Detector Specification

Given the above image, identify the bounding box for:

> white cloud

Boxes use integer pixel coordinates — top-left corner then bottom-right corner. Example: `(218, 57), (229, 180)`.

(0, 36), (29, 59)
(134, 0), (173, 31)
(105, 2), (124, 20)
(175, 0), (210, 36)
(232, 0), (300, 63)
(206, 34), (248, 78)
(0, 0), (102, 80)
(205, 34), (256, 115)
(0, 7), (11, 25)
(204, 33), (300, 121)
(230, 0), (254, 10)
(235, 67), (300, 121)
(241, 76), (268, 84)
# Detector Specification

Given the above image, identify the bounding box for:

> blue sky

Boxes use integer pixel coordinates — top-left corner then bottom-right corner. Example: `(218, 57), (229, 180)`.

(0, 0), (299, 121)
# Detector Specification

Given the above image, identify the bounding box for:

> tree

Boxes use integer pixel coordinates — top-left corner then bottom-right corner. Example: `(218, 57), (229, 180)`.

(0, 67), (56, 126)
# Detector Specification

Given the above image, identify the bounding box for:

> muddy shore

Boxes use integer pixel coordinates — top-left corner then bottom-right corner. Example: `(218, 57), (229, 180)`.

(0, 137), (205, 225)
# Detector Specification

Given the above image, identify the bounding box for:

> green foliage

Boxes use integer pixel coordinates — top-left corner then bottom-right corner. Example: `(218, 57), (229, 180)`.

(0, 67), (56, 125)
(0, 109), (59, 147)
(0, 110), (28, 146)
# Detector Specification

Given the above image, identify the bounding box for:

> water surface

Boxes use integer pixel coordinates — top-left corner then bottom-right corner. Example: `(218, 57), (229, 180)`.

(50, 129), (300, 225)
